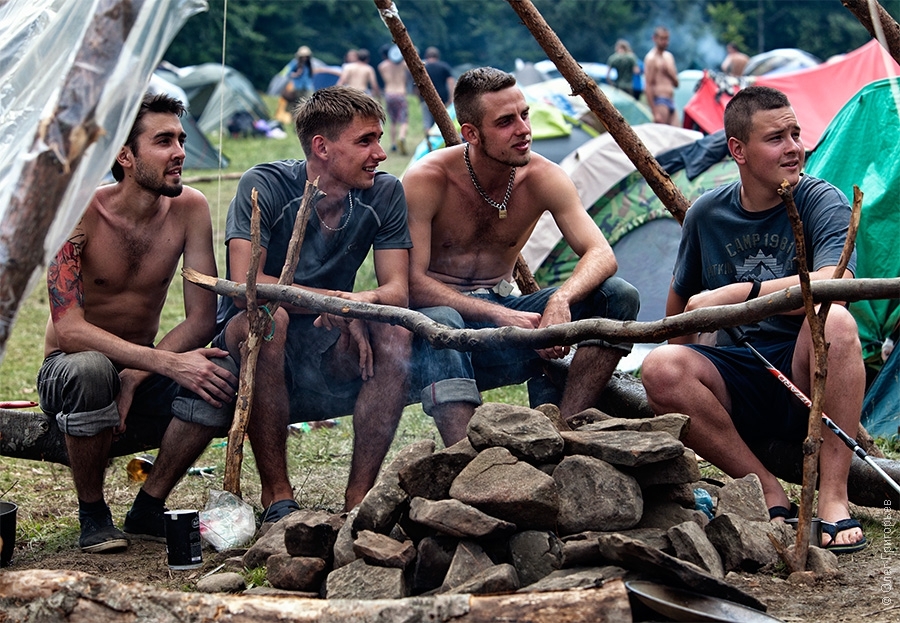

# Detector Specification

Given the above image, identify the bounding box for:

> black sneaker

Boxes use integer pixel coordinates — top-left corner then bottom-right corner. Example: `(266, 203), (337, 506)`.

(79, 513), (128, 553)
(123, 505), (167, 543)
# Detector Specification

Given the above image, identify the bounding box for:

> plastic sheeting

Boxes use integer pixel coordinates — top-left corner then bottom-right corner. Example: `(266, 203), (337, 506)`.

(0, 0), (207, 360)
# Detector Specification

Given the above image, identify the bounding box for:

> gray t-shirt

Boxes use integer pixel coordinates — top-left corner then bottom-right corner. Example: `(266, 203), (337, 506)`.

(673, 174), (855, 342)
(217, 160), (411, 325)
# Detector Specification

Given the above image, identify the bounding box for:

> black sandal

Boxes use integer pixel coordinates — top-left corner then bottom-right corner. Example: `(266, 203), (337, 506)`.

(768, 502), (799, 520)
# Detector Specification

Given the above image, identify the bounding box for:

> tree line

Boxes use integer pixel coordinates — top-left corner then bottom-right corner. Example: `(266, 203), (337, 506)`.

(164, 0), (896, 91)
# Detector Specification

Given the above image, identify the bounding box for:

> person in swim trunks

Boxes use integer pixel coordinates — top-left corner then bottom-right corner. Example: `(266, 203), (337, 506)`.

(644, 26), (680, 125)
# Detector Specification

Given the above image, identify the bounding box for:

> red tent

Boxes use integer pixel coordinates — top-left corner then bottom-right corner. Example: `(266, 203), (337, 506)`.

(682, 40), (900, 149)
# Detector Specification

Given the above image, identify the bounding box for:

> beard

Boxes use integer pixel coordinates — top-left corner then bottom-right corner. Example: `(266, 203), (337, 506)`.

(133, 158), (183, 197)
(478, 133), (532, 168)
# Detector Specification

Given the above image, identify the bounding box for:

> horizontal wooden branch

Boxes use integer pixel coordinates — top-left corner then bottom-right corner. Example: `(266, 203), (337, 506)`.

(0, 569), (632, 622)
(184, 268), (899, 351)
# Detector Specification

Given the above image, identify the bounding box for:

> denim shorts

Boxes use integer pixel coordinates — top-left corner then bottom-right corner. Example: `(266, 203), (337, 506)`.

(412, 277), (640, 414)
(685, 339), (809, 443)
(37, 350), (236, 436)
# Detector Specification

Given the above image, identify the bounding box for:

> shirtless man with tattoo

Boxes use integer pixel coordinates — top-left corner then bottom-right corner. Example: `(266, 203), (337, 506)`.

(38, 93), (237, 553)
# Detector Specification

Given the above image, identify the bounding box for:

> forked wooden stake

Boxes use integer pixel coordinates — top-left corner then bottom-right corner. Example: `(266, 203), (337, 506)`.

(771, 182), (862, 573)
(223, 180), (323, 496)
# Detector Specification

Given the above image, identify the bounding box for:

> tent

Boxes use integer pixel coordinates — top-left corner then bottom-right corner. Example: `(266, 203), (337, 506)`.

(158, 63), (270, 134)
(682, 40), (900, 149)
(520, 77), (653, 131)
(148, 73), (228, 170)
(406, 100), (598, 168)
(743, 48), (821, 76)
(804, 77), (900, 437)
(520, 125), (739, 370)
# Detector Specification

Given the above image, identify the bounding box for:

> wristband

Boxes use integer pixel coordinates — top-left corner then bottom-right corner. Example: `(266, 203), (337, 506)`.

(745, 280), (761, 301)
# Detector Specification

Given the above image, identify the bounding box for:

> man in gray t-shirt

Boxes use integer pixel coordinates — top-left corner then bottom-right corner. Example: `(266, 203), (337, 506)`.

(216, 86), (413, 516)
(642, 86), (867, 554)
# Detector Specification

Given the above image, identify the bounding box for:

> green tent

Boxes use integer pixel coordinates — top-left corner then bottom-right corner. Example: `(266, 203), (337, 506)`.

(806, 78), (900, 366)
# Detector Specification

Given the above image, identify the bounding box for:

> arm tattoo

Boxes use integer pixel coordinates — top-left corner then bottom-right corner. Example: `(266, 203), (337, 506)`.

(48, 234), (85, 323)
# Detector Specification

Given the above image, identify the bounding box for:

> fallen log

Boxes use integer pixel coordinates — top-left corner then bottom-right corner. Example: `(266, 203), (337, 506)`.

(0, 569), (632, 623)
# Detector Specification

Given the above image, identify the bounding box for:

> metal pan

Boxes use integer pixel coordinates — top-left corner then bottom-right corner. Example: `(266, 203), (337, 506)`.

(625, 580), (785, 622)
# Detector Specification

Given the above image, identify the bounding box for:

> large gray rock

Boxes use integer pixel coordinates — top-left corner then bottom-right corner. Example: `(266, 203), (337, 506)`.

(467, 402), (565, 464)
(353, 529), (417, 569)
(332, 506), (359, 569)
(408, 497), (516, 538)
(517, 566), (625, 593)
(560, 429), (685, 467)
(324, 558), (407, 599)
(354, 440), (435, 534)
(441, 540), (496, 591)
(508, 530), (564, 587)
(266, 554), (328, 592)
(398, 442), (475, 500)
(595, 532), (766, 611)
(624, 448), (702, 487)
(705, 512), (792, 572)
(553, 455), (643, 534)
(195, 572), (246, 594)
(242, 510), (319, 569)
(411, 536), (458, 594)
(443, 563), (520, 595)
(580, 413), (690, 440)
(667, 520), (725, 579)
(283, 510), (343, 560)
(638, 501), (709, 531)
(715, 474), (770, 522)
(450, 446), (559, 530)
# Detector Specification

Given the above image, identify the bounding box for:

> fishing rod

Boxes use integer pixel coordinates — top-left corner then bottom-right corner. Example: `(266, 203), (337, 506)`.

(725, 326), (900, 497)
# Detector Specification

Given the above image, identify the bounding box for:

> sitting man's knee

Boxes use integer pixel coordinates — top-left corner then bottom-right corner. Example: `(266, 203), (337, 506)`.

(418, 305), (465, 329)
(171, 355), (238, 430)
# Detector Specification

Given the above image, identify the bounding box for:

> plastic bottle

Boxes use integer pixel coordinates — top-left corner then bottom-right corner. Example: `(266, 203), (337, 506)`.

(126, 454), (155, 482)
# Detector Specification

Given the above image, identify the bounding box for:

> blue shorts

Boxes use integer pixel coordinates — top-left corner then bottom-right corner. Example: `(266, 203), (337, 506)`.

(412, 277), (640, 415)
(686, 339), (810, 443)
(37, 350), (237, 436)
(213, 314), (364, 422)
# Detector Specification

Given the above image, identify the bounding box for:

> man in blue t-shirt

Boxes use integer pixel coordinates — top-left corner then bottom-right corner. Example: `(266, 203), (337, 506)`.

(216, 86), (413, 516)
(642, 86), (867, 554)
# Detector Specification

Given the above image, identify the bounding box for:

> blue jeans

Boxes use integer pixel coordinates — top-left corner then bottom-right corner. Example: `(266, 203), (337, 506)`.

(37, 350), (236, 436)
(412, 277), (640, 414)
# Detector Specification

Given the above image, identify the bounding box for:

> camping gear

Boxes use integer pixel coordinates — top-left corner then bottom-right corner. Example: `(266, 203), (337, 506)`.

(743, 48), (821, 76)
(724, 326), (900, 497)
(1, 501), (16, 567)
(785, 517), (823, 548)
(625, 580), (784, 622)
(158, 63), (270, 135)
(683, 40), (900, 149)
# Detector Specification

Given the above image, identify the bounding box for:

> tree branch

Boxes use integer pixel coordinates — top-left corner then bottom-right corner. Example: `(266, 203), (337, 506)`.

(183, 268), (899, 351)
(842, 0), (900, 62)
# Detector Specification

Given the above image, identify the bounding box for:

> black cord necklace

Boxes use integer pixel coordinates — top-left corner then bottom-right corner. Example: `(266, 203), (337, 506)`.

(464, 143), (516, 219)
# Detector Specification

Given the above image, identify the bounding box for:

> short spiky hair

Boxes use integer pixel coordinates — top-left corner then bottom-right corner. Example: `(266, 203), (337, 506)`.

(293, 85), (385, 156)
(454, 67), (517, 128)
(112, 92), (186, 181)
(724, 86), (792, 143)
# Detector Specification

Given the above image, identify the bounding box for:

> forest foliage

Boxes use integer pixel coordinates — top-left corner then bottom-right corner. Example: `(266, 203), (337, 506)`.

(164, 0), (895, 91)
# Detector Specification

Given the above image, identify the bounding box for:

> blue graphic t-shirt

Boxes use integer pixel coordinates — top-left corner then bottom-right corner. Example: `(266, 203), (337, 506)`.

(673, 174), (855, 342)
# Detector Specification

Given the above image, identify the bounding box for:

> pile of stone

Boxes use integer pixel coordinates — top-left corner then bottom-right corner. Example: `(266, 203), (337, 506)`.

(230, 402), (839, 607)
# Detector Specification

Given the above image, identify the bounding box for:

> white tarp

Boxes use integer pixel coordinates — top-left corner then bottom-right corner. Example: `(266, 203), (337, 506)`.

(0, 0), (206, 359)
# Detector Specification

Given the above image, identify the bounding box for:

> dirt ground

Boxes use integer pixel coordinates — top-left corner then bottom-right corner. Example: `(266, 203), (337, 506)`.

(5, 502), (899, 622)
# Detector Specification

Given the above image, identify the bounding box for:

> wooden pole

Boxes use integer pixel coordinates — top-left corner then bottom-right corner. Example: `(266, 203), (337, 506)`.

(775, 182), (862, 573)
(222, 180), (323, 496)
(843, 0), (900, 62)
(373, 0), (540, 294)
(504, 0), (692, 224)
